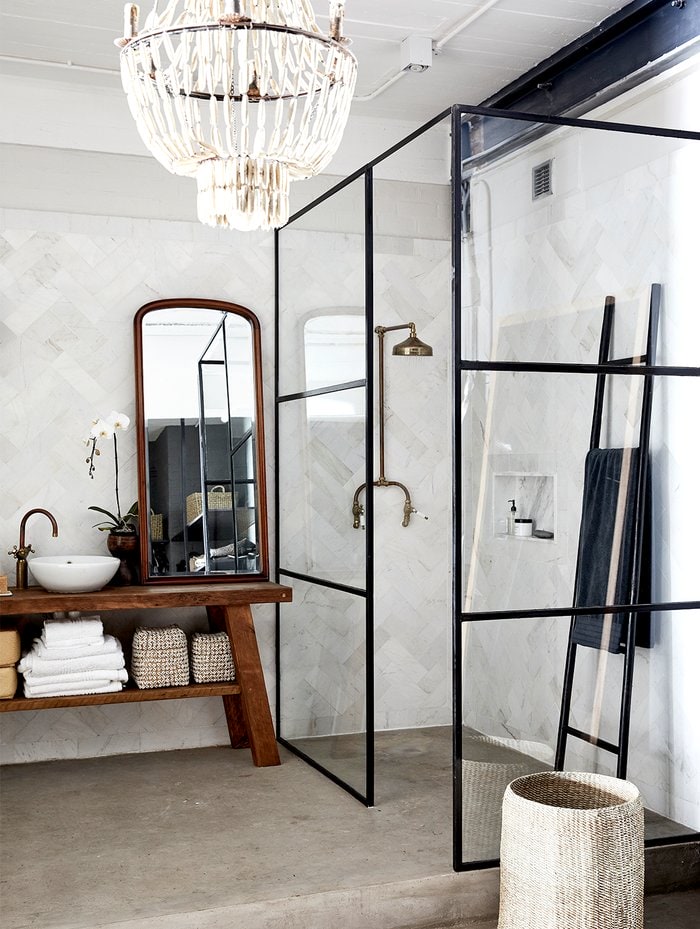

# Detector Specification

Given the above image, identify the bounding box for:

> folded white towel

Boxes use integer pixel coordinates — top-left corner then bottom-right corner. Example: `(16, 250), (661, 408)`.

(18, 646), (126, 676)
(33, 634), (121, 660)
(43, 616), (104, 646)
(39, 634), (107, 650)
(21, 668), (129, 687)
(23, 680), (124, 698)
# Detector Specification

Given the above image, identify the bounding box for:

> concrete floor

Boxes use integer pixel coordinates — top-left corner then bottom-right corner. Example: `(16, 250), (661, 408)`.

(1, 727), (697, 929)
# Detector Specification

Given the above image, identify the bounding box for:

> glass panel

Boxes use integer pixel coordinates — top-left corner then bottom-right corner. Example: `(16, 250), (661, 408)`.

(278, 176), (366, 397)
(277, 171), (371, 802)
(459, 111), (700, 368)
(370, 129), (453, 735)
(461, 616), (553, 864)
(463, 370), (634, 614)
(279, 577), (368, 797)
(278, 390), (366, 588)
(460, 608), (699, 866)
(462, 370), (700, 615)
(303, 315), (365, 399)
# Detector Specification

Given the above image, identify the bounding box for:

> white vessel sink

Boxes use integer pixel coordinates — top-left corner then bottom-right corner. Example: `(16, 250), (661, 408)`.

(28, 555), (120, 593)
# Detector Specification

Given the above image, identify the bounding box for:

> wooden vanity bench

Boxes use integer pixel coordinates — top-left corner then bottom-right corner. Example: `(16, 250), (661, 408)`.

(0, 582), (292, 767)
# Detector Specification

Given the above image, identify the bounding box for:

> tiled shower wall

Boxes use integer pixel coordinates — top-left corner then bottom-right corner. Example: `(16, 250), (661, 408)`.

(461, 59), (700, 830)
(278, 223), (453, 738)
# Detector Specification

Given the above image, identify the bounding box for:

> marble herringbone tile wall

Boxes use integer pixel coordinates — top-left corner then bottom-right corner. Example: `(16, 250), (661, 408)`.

(461, 112), (700, 831)
(278, 224), (453, 740)
(1, 184), (454, 762)
(0, 208), (277, 763)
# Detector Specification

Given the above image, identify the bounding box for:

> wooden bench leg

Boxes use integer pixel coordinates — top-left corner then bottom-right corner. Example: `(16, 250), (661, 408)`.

(210, 604), (280, 767)
(206, 606), (247, 749)
(222, 694), (250, 749)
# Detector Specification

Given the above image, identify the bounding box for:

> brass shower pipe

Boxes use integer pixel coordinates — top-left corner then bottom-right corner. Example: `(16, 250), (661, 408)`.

(352, 323), (432, 529)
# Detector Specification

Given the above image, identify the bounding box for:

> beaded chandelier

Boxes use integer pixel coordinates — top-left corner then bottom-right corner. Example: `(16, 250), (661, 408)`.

(117, 1), (357, 230)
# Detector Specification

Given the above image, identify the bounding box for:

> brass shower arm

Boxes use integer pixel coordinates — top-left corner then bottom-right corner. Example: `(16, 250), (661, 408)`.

(375, 322), (417, 337)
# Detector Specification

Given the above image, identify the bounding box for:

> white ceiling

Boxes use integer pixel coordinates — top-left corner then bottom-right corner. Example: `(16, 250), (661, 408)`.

(0, 0), (630, 123)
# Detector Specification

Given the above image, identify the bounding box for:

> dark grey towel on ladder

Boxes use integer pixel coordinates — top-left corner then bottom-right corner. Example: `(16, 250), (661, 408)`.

(572, 447), (641, 654)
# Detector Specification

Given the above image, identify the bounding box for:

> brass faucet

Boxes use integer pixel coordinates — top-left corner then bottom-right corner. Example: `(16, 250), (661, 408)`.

(8, 508), (59, 589)
(352, 480), (416, 529)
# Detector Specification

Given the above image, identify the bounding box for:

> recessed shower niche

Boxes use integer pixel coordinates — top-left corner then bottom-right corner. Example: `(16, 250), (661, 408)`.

(493, 473), (556, 540)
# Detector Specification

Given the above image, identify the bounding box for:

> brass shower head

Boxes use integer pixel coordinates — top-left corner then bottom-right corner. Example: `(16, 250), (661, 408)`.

(391, 323), (433, 357)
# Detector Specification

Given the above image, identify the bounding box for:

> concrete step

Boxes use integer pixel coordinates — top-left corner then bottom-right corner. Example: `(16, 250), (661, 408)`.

(79, 871), (500, 929)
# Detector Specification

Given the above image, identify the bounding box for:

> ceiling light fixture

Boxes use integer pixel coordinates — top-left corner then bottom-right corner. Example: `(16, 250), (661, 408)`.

(116, 1), (357, 231)
(400, 36), (433, 73)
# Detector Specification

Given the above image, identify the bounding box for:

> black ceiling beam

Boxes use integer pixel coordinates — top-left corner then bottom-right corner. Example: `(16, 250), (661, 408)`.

(480, 0), (699, 117)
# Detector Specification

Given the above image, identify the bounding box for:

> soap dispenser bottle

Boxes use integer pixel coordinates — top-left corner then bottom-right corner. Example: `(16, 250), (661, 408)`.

(507, 499), (517, 535)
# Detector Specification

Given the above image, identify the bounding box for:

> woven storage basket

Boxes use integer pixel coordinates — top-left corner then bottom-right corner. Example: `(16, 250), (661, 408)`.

(190, 632), (236, 683)
(131, 625), (190, 689)
(186, 486), (232, 525)
(498, 771), (644, 929)
(150, 513), (164, 541)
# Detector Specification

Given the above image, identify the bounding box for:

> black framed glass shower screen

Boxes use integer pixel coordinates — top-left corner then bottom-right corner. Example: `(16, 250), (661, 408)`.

(452, 103), (700, 871)
(275, 174), (374, 805)
(458, 605), (700, 868)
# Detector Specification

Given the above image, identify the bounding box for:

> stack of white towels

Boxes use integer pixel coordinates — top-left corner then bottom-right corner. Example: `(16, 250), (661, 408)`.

(18, 614), (128, 698)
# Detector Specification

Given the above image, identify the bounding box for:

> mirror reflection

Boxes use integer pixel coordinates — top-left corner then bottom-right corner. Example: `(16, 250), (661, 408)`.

(136, 301), (268, 582)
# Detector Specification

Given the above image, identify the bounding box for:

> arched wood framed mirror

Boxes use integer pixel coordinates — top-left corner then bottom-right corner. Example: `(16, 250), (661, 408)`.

(134, 299), (269, 583)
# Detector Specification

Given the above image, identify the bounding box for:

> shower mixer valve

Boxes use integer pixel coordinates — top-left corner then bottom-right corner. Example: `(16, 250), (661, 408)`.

(352, 483), (429, 529)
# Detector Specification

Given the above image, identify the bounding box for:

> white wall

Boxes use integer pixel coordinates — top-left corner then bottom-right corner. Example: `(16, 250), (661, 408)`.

(0, 70), (450, 221)
(0, 209), (277, 762)
(0, 163), (453, 761)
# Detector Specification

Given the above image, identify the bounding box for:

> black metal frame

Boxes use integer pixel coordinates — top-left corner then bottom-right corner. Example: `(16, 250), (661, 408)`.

(481, 0), (700, 119)
(452, 102), (700, 870)
(274, 172), (376, 807)
(272, 95), (700, 860)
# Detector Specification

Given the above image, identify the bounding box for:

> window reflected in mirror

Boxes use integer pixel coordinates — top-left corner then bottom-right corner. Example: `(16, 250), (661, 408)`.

(135, 300), (268, 583)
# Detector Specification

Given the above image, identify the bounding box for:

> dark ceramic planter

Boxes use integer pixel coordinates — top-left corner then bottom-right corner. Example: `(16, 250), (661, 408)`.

(106, 531), (140, 586)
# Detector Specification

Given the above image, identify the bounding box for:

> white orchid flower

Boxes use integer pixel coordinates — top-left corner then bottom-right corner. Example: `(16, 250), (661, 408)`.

(90, 418), (113, 439)
(106, 410), (130, 432)
(84, 409), (133, 522)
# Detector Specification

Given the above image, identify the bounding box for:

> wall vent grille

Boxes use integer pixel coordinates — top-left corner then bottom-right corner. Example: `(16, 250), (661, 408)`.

(532, 160), (553, 200)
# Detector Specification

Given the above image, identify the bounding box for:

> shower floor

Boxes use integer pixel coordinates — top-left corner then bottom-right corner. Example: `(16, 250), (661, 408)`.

(0, 726), (696, 929)
(289, 726), (696, 859)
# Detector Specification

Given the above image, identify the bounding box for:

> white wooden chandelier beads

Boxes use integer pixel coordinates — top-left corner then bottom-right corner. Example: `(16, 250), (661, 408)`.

(119, 1), (357, 230)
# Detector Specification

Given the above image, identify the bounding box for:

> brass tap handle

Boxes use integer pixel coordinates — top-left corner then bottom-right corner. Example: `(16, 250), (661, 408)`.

(8, 544), (34, 559)
(352, 500), (364, 530)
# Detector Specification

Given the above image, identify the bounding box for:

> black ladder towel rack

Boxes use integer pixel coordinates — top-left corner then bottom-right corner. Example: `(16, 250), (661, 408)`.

(554, 283), (660, 779)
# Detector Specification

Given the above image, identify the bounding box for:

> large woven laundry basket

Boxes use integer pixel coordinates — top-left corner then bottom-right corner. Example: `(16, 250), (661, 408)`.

(498, 771), (644, 929)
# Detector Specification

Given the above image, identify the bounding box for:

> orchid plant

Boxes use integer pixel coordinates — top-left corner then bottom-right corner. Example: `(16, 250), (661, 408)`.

(85, 411), (137, 533)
